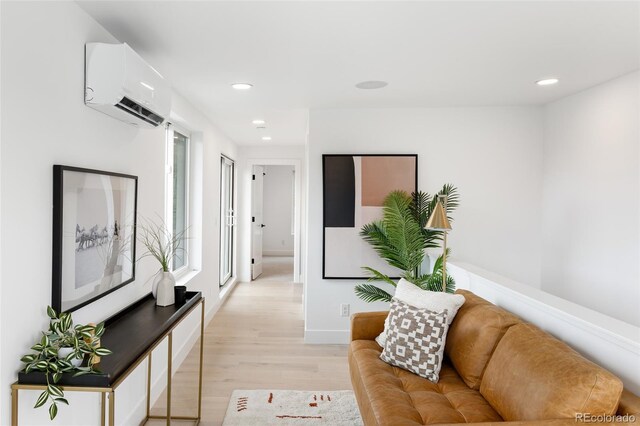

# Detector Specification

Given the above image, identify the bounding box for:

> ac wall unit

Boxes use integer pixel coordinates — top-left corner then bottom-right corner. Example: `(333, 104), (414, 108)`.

(85, 42), (171, 128)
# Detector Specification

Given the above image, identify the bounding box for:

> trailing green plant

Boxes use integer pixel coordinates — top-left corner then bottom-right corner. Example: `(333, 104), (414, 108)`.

(138, 216), (188, 272)
(354, 184), (459, 303)
(20, 307), (112, 420)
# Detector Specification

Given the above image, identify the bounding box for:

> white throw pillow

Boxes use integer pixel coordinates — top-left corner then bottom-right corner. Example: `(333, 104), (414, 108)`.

(375, 278), (465, 348)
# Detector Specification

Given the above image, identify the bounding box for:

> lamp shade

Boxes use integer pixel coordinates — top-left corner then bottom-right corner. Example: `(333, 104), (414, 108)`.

(425, 201), (451, 230)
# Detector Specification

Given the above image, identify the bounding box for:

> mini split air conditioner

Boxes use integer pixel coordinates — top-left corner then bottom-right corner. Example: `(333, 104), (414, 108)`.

(85, 42), (171, 128)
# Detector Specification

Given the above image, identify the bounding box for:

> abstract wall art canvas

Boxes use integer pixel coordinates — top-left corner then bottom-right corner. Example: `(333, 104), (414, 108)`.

(322, 154), (418, 279)
(52, 165), (138, 312)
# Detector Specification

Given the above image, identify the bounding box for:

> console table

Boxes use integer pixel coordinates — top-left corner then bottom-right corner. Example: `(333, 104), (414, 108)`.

(11, 291), (205, 426)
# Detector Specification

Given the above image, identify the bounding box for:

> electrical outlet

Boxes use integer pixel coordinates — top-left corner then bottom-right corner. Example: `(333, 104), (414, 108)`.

(340, 304), (350, 317)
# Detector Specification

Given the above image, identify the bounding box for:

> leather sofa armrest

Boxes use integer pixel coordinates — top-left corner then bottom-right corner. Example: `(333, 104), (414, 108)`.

(350, 311), (388, 341)
(619, 389), (640, 416)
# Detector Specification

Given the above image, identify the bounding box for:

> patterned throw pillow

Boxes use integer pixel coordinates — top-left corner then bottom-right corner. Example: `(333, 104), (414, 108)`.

(376, 278), (464, 348)
(380, 298), (449, 382)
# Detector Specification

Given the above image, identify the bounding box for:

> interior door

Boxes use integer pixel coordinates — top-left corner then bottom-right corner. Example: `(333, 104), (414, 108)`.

(251, 165), (264, 279)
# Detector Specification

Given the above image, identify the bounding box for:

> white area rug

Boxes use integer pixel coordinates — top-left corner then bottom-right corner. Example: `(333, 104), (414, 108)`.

(222, 390), (364, 425)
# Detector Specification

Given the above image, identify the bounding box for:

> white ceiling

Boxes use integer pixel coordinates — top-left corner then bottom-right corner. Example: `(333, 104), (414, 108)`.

(77, 1), (639, 146)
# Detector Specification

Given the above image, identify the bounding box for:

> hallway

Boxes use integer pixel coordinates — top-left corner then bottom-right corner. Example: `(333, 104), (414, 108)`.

(258, 256), (294, 282)
(149, 275), (350, 425)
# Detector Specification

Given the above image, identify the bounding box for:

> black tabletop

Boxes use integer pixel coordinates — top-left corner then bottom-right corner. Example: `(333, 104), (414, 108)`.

(18, 291), (202, 388)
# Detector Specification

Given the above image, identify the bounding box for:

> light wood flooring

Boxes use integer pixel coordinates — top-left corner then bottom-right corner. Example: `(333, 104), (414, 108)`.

(148, 274), (351, 425)
(258, 256), (295, 282)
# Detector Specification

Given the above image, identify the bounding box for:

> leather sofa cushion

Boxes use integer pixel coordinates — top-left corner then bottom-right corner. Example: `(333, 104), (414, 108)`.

(480, 323), (623, 421)
(445, 290), (522, 389)
(349, 339), (503, 425)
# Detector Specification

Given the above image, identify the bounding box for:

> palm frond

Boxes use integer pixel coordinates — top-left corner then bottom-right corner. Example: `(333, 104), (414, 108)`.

(412, 271), (456, 293)
(410, 191), (432, 228)
(436, 184), (459, 222)
(354, 284), (393, 303)
(355, 185), (460, 302)
(430, 248), (451, 275)
(408, 250), (456, 293)
(360, 192), (424, 272)
(412, 273), (437, 291)
(380, 191), (424, 272)
(420, 185), (459, 249)
(421, 229), (444, 249)
(430, 275), (456, 293)
(360, 222), (404, 270)
(362, 267), (397, 287)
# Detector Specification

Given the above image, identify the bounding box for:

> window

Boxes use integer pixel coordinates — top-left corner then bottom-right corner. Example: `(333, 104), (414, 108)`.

(166, 125), (190, 273)
(220, 155), (235, 286)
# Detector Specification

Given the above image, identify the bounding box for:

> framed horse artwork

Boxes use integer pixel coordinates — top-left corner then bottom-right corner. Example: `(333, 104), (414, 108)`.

(52, 165), (138, 313)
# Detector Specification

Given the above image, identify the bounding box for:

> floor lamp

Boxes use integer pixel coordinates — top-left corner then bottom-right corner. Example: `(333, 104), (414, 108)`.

(425, 195), (452, 292)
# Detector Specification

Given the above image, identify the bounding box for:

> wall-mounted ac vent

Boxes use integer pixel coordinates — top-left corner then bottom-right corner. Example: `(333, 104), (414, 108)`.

(114, 97), (165, 127)
(85, 43), (171, 128)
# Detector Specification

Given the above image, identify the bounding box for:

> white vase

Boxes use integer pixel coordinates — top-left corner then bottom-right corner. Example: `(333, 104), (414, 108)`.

(58, 347), (82, 368)
(155, 271), (176, 307)
(152, 271), (161, 298)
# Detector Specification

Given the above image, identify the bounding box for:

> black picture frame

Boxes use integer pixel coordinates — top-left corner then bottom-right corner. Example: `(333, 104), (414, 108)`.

(322, 154), (418, 279)
(52, 165), (138, 313)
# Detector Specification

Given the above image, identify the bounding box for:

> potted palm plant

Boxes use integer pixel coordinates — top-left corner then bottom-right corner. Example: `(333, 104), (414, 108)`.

(355, 184), (459, 302)
(138, 217), (188, 306)
(20, 306), (112, 420)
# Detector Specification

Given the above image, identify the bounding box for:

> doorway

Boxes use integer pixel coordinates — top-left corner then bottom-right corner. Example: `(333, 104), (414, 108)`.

(250, 161), (301, 283)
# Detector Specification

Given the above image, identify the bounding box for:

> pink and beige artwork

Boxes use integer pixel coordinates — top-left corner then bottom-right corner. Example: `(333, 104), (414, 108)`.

(323, 155), (417, 278)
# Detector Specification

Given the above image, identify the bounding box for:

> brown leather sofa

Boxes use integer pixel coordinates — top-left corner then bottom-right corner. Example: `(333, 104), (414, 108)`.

(349, 290), (640, 425)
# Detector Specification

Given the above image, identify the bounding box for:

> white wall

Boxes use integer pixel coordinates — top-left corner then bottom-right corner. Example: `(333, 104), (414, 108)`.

(541, 71), (640, 327)
(0, 0), (3, 415)
(0, 2), (237, 424)
(238, 145), (307, 283)
(262, 165), (295, 256)
(304, 107), (544, 343)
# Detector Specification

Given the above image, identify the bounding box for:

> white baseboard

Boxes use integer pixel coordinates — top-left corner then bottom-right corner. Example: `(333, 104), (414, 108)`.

(263, 250), (294, 257)
(304, 329), (350, 344)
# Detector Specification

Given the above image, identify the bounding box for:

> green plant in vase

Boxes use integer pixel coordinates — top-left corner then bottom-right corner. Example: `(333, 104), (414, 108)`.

(20, 306), (112, 420)
(137, 217), (188, 306)
(354, 184), (459, 302)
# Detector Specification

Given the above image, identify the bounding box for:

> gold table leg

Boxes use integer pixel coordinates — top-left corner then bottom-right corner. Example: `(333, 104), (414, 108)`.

(167, 331), (173, 426)
(11, 388), (18, 426)
(108, 390), (115, 426)
(147, 352), (152, 418)
(101, 392), (106, 426)
(197, 299), (205, 422)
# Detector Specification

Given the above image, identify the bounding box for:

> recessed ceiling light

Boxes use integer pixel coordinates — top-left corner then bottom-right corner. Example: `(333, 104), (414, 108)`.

(355, 80), (388, 90)
(262, 136), (272, 141)
(536, 78), (559, 86)
(231, 83), (253, 90)
(256, 126), (266, 129)
(252, 119), (265, 125)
